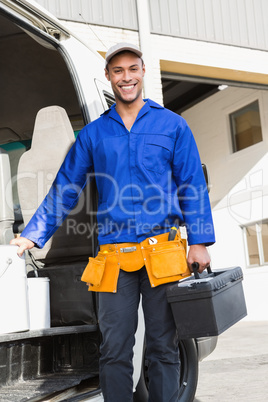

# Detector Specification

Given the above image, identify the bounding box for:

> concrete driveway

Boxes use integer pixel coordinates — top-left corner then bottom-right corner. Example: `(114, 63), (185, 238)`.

(194, 321), (268, 401)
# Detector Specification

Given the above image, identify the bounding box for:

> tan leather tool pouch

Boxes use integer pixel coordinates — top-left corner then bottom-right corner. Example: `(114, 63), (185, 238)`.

(81, 256), (105, 287)
(81, 251), (120, 293)
(141, 237), (191, 287)
(149, 241), (189, 279)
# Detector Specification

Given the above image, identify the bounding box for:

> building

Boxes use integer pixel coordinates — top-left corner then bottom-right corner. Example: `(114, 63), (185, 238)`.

(34, 0), (268, 321)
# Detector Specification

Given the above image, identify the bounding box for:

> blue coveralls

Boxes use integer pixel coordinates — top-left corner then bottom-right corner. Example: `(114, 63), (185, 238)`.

(22, 99), (215, 401)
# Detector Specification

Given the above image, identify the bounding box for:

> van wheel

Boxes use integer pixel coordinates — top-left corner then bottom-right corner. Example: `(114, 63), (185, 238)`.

(133, 338), (198, 402)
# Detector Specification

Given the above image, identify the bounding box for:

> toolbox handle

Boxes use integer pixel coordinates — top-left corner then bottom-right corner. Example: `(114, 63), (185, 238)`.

(192, 262), (212, 279)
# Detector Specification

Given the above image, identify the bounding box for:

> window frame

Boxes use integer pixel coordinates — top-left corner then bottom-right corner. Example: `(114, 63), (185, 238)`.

(225, 93), (265, 157)
(243, 221), (268, 268)
(229, 99), (263, 153)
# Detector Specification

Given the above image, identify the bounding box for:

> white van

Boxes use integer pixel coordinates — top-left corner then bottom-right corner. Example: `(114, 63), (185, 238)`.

(0, 1), (217, 401)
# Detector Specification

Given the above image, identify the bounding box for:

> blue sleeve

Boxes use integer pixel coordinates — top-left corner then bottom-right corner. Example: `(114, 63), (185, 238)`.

(21, 128), (94, 248)
(172, 119), (215, 246)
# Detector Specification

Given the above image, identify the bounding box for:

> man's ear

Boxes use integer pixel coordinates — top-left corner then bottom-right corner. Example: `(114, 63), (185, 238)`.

(105, 68), (110, 81)
(142, 63), (146, 77)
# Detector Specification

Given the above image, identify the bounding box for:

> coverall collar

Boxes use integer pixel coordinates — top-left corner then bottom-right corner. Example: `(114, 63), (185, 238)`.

(102, 98), (164, 127)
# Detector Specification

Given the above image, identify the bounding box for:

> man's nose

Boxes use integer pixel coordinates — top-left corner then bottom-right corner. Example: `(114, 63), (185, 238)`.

(122, 70), (131, 81)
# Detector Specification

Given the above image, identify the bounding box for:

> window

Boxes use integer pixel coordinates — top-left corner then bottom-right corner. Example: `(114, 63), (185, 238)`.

(230, 100), (263, 152)
(261, 223), (268, 262)
(243, 222), (268, 267)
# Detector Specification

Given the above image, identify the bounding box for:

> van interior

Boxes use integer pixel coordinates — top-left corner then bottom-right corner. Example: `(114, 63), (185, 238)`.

(0, 11), (102, 399)
(0, 11), (85, 233)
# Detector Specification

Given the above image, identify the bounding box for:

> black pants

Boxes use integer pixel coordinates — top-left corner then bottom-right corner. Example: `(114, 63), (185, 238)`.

(98, 267), (180, 402)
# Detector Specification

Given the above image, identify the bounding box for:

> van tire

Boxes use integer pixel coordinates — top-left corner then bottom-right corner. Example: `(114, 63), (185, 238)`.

(133, 338), (198, 402)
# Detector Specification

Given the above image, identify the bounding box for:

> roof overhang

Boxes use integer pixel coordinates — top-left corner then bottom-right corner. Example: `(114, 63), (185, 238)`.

(160, 60), (268, 88)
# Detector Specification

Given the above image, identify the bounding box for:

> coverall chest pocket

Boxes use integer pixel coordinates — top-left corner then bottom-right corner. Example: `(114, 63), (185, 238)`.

(142, 135), (174, 174)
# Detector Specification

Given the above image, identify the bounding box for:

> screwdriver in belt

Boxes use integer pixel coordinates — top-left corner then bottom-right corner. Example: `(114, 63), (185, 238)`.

(168, 226), (177, 241)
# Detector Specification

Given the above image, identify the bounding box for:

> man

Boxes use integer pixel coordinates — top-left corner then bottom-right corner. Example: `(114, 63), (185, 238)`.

(11, 43), (215, 401)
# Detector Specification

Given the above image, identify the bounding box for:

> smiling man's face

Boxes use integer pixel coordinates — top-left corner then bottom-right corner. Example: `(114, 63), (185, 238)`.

(105, 51), (145, 105)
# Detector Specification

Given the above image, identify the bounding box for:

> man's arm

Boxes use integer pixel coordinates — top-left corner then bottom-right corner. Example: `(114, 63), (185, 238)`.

(172, 118), (215, 269)
(10, 128), (94, 255)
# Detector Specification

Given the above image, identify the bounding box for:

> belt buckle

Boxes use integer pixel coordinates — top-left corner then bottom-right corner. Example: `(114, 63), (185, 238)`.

(120, 246), (137, 253)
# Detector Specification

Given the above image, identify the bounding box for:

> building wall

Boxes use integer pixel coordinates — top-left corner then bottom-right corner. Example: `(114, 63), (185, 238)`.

(149, 0), (268, 51)
(182, 87), (268, 321)
(182, 87), (268, 207)
(36, 0), (268, 51)
(36, 0), (138, 30)
(61, 19), (268, 104)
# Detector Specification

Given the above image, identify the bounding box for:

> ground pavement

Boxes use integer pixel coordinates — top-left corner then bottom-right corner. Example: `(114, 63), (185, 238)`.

(194, 321), (268, 401)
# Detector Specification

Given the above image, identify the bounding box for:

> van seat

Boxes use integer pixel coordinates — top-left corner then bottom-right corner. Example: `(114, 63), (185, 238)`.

(17, 106), (92, 263)
(0, 141), (31, 234)
(0, 148), (14, 244)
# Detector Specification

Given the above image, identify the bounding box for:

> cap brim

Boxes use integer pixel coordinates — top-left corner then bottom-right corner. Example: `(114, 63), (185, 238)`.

(105, 46), (142, 66)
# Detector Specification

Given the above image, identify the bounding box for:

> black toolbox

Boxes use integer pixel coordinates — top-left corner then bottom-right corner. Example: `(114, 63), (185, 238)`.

(166, 266), (247, 339)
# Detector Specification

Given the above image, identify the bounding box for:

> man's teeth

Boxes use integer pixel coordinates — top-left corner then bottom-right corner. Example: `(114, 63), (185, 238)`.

(121, 85), (135, 91)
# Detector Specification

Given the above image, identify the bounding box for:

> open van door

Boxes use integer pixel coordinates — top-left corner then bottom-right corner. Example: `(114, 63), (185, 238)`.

(0, 1), (114, 400)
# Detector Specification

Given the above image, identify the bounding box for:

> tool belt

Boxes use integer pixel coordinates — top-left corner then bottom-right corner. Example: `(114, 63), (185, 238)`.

(81, 230), (191, 293)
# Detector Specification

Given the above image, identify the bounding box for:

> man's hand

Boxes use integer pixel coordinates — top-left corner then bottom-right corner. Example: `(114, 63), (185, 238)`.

(10, 237), (35, 257)
(187, 244), (211, 274)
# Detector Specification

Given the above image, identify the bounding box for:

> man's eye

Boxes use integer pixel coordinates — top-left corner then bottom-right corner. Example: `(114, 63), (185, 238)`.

(114, 69), (122, 73)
